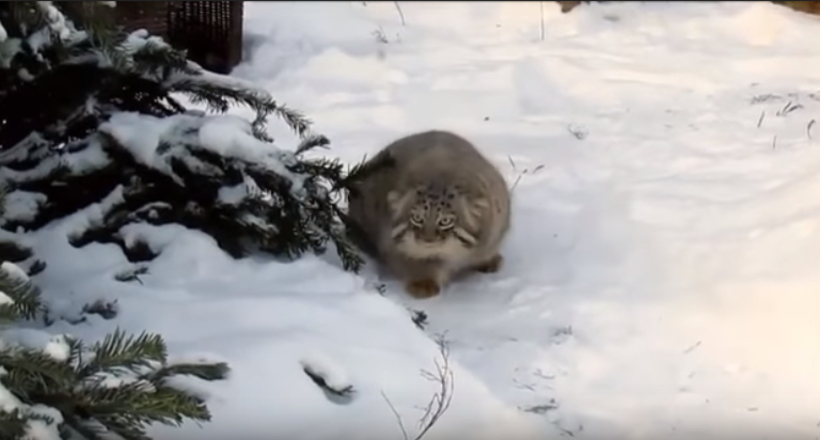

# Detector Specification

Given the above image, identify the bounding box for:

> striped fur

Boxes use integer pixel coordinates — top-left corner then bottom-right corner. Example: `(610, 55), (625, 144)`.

(346, 130), (511, 297)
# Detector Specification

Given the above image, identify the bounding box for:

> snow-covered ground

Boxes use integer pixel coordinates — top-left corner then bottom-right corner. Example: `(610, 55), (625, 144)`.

(25, 1), (820, 439)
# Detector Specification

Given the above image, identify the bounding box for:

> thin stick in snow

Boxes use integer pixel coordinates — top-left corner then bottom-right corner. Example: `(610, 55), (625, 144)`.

(394, 1), (406, 26)
(511, 172), (525, 192)
(415, 338), (454, 440)
(382, 334), (454, 440)
(540, 2), (546, 41)
(381, 391), (410, 440)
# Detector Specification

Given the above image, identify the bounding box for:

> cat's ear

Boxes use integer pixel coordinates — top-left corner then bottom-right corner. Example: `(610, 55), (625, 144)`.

(387, 190), (401, 207)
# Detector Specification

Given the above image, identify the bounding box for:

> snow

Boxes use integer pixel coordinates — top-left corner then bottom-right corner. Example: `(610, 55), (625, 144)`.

(0, 380), (21, 411)
(120, 29), (171, 58)
(28, 2), (82, 52)
(0, 135), (109, 183)
(19, 404), (64, 440)
(0, 37), (21, 69)
(217, 175), (260, 206)
(0, 323), (67, 438)
(61, 185), (125, 239)
(99, 112), (306, 193)
(86, 371), (150, 390)
(41, 334), (69, 362)
(0, 329), (69, 361)
(2, 191), (47, 223)
(2, 261), (30, 284)
(0, 0), (82, 72)
(300, 351), (354, 395)
(32, 2), (70, 46)
(7, 1), (820, 439)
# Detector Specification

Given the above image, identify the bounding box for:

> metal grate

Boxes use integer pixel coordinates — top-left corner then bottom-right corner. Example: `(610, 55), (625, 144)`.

(62, 1), (244, 74)
(167, 1), (244, 74)
(115, 1), (169, 37)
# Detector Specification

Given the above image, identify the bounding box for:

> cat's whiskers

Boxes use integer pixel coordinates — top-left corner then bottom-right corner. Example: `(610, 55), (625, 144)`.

(396, 234), (470, 261)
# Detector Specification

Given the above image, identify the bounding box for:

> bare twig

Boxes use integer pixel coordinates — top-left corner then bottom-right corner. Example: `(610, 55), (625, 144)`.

(511, 171), (526, 191)
(373, 26), (389, 44)
(508, 156), (528, 192)
(776, 100), (791, 116)
(539, 2), (546, 41)
(682, 340), (701, 354)
(751, 93), (781, 104)
(757, 111), (765, 128)
(382, 391), (410, 440)
(567, 124), (588, 140)
(414, 334), (454, 440)
(776, 100), (803, 117)
(382, 334), (455, 440)
(394, 1), (406, 26)
(808, 119), (816, 139)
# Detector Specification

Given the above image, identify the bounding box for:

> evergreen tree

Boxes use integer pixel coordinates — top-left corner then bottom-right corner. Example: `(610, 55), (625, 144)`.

(0, 2), (368, 439)
(0, 182), (230, 440)
(0, 1), (362, 271)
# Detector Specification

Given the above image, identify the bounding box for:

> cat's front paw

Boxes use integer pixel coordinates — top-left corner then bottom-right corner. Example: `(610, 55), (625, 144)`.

(405, 279), (441, 299)
(474, 253), (503, 274)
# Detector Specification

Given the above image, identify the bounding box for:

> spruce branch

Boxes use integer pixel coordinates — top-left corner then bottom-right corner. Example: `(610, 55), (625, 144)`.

(169, 78), (262, 114)
(1, 0), (365, 273)
(142, 362), (230, 384)
(129, 38), (192, 81)
(295, 133), (331, 156)
(335, 152), (397, 194)
(169, 77), (313, 139)
(0, 4), (253, 439)
(81, 380), (210, 423)
(65, 416), (151, 440)
(0, 330), (228, 440)
(83, 329), (167, 375)
(329, 227), (365, 273)
(59, 2), (125, 68)
(0, 261), (42, 321)
(65, 381), (211, 440)
(0, 409), (29, 439)
(0, 346), (75, 401)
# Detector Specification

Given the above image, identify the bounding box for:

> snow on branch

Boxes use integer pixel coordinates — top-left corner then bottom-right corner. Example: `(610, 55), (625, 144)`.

(99, 112), (307, 194)
(0, 1), (362, 271)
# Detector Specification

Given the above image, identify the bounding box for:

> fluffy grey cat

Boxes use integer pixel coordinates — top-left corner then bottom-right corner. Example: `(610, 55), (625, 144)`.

(346, 130), (511, 299)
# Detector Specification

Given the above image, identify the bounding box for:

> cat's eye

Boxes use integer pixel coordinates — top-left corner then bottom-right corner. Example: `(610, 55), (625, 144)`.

(437, 215), (455, 230)
(409, 211), (424, 227)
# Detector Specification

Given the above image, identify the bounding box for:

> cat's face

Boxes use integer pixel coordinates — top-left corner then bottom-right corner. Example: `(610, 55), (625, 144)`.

(387, 184), (487, 260)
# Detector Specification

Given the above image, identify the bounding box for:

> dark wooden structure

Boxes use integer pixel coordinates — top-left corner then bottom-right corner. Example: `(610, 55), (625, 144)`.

(78, 1), (244, 74)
